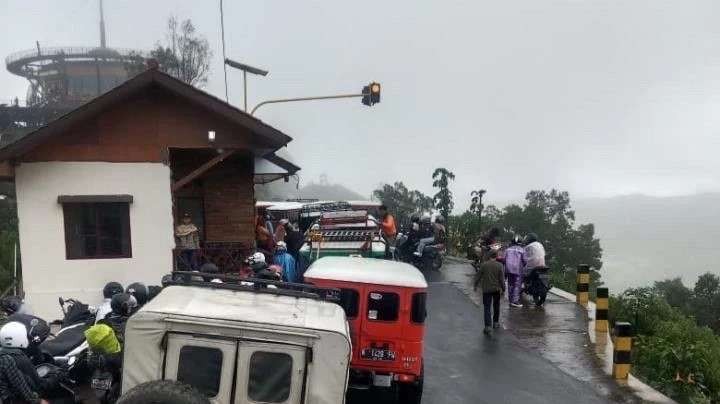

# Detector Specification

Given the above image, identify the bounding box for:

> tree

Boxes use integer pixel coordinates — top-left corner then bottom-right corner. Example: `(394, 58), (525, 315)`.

(692, 273), (720, 333)
(373, 182), (433, 226)
(150, 16), (212, 87)
(431, 168), (455, 221)
(654, 278), (692, 312)
(469, 189), (486, 217)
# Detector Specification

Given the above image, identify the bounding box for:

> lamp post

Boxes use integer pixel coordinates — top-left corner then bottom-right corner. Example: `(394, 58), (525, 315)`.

(224, 58), (269, 111)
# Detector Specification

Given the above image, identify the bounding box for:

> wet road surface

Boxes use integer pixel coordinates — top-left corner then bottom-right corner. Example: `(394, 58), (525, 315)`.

(348, 260), (635, 404)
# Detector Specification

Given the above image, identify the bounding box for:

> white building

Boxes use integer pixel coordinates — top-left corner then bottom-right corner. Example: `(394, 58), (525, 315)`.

(0, 68), (298, 319)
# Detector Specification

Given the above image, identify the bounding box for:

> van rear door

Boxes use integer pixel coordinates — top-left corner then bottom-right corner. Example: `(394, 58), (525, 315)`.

(164, 334), (237, 404)
(234, 341), (307, 404)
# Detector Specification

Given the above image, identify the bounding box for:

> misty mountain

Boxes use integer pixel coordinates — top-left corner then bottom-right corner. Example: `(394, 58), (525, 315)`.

(255, 180), (366, 202)
(574, 193), (720, 292)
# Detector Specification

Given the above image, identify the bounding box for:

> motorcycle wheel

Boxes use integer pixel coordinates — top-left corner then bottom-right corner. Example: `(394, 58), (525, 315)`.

(533, 292), (547, 307)
(432, 254), (443, 271)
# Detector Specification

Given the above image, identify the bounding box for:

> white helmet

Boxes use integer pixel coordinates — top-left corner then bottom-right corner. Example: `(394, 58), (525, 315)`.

(0, 321), (29, 349)
(250, 252), (266, 265)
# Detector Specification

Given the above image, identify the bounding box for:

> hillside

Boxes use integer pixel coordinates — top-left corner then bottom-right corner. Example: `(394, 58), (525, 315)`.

(255, 181), (366, 202)
(574, 193), (720, 291)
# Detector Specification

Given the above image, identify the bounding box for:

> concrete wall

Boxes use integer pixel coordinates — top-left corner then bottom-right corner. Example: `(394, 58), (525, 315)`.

(15, 162), (174, 320)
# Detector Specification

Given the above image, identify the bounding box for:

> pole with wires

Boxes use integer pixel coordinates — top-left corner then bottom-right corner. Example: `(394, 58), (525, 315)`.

(220, 0), (229, 102)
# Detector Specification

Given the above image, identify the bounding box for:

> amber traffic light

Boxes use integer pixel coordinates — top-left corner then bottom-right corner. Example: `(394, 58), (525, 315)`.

(362, 82), (381, 106)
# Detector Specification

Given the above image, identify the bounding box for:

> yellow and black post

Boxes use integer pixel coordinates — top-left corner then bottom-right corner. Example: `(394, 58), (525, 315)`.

(576, 264), (590, 305)
(595, 287), (609, 332)
(613, 322), (633, 379)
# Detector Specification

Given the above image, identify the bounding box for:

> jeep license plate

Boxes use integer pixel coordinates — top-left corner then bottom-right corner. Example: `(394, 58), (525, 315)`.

(361, 348), (396, 361)
(91, 378), (112, 391)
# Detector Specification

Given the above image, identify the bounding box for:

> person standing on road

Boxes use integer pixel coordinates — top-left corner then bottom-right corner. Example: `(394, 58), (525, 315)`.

(504, 236), (526, 308)
(473, 249), (506, 334)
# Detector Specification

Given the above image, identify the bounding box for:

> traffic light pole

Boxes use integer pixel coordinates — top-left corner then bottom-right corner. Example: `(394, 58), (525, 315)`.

(250, 93), (365, 115)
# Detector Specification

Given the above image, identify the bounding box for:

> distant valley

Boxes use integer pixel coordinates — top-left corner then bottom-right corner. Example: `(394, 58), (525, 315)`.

(574, 193), (720, 292)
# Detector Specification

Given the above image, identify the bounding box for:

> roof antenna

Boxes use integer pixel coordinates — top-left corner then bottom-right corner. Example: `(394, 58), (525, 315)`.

(99, 0), (107, 48)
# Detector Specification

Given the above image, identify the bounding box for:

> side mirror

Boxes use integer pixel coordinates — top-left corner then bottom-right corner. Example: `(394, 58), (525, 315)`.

(58, 297), (64, 307)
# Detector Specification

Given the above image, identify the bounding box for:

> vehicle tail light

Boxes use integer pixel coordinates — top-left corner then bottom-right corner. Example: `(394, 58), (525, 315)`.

(395, 373), (416, 382)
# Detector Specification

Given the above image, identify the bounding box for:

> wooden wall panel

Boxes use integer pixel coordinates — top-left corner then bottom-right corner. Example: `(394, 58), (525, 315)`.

(22, 88), (268, 163)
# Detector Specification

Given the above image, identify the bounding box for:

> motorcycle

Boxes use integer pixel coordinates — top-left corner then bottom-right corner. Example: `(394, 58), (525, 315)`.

(89, 351), (122, 404)
(469, 241), (502, 273)
(523, 267), (551, 307)
(393, 231), (445, 272)
(36, 360), (81, 403)
(39, 298), (95, 381)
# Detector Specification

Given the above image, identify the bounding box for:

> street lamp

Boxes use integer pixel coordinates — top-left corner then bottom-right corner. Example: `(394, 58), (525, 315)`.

(224, 58), (269, 112)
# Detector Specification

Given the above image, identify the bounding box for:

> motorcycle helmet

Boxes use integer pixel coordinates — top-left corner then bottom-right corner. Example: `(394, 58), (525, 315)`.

(0, 296), (23, 316)
(147, 285), (163, 301)
(410, 214), (420, 223)
(420, 213), (432, 223)
(111, 293), (138, 316)
(125, 283), (149, 306)
(525, 232), (539, 244)
(510, 235), (522, 245)
(0, 321), (29, 349)
(276, 241), (288, 252)
(435, 215), (445, 224)
(246, 252), (267, 271)
(102, 282), (124, 299)
(199, 262), (219, 274)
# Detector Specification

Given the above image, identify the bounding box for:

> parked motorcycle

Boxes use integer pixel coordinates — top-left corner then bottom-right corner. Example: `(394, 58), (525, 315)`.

(36, 360), (81, 403)
(523, 267), (551, 307)
(39, 298), (95, 381)
(89, 351), (122, 404)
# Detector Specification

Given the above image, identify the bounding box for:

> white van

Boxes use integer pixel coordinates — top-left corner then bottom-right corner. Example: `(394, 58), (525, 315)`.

(119, 278), (351, 404)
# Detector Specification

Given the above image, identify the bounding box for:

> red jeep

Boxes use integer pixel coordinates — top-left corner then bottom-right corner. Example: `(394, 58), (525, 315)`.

(304, 256), (428, 403)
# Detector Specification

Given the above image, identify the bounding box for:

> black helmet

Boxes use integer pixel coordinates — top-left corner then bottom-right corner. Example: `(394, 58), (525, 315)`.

(102, 282), (124, 299)
(525, 232), (538, 244)
(126, 282), (149, 306)
(147, 286), (162, 302)
(0, 296), (23, 316)
(110, 293), (138, 316)
(200, 262), (219, 274)
(510, 235), (522, 245)
(410, 214), (420, 223)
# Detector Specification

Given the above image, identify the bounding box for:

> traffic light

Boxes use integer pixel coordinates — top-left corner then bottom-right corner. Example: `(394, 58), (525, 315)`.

(361, 82), (381, 106)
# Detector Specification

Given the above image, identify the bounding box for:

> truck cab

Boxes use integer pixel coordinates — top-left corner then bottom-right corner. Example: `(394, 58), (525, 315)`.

(304, 257), (428, 404)
(120, 276), (351, 404)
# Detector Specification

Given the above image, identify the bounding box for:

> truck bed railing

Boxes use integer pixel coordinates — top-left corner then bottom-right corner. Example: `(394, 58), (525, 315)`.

(165, 272), (341, 302)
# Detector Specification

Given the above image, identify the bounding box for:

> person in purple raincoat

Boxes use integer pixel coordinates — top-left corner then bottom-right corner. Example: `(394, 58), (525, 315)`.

(504, 235), (526, 308)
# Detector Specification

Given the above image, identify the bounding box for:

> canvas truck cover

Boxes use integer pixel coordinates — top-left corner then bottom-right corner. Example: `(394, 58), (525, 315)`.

(121, 285), (351, 404)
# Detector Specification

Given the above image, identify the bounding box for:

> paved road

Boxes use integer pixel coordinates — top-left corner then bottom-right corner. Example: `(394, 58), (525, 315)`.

(348, 261), (632, 404)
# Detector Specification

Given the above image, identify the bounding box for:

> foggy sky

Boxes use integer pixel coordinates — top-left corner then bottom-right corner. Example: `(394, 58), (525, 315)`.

(2, 0), (720, 210)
